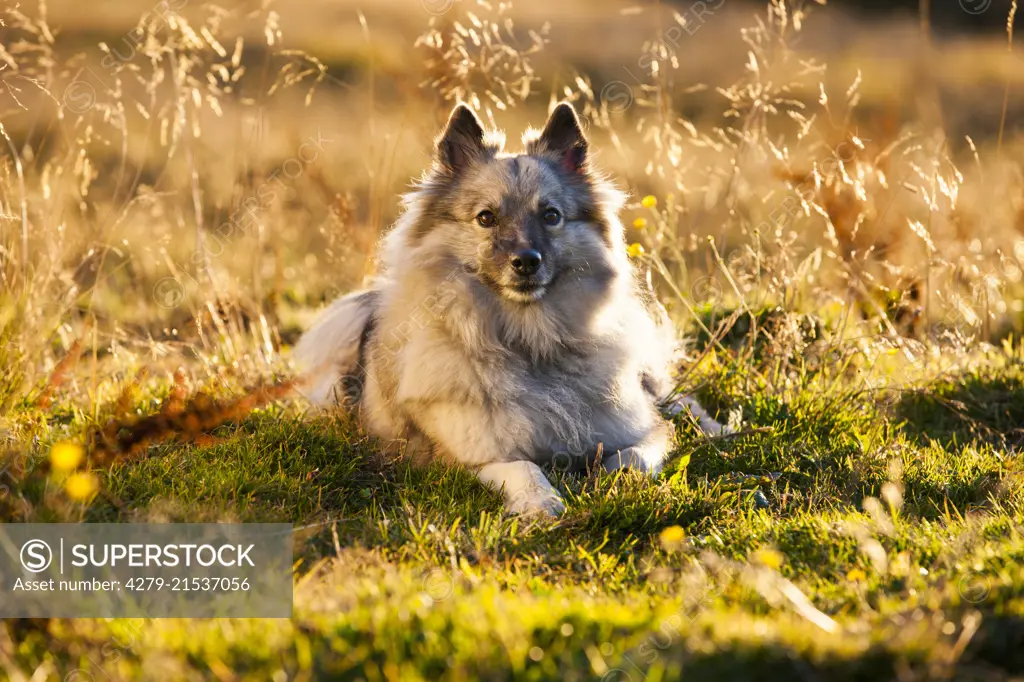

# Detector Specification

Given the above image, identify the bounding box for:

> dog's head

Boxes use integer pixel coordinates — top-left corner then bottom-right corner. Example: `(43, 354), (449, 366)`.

(410, 102), (624, 305)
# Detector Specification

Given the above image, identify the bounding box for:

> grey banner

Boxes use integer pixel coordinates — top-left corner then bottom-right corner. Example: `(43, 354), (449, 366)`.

(0, 524), (293, 618)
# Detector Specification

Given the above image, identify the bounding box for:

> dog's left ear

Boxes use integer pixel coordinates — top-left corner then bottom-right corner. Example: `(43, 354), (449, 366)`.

(436, 104), (489, 175)
(535, 102), (588, 174)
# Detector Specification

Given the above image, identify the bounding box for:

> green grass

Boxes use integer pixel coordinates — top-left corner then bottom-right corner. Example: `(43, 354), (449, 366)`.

(3, 339), (1024, 681)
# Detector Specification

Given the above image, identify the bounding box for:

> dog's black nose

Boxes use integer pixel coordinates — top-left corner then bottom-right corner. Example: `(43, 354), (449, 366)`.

(510, 249), (542, 276)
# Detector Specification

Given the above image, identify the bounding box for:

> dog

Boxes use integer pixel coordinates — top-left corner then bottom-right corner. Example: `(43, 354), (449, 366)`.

(294, 102), (726, 516)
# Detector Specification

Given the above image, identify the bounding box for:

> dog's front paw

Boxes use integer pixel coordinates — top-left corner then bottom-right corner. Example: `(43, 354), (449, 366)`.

(666, 395), (731, 437)
(477, 461), (566, 518)
(506, 488), (566, 517)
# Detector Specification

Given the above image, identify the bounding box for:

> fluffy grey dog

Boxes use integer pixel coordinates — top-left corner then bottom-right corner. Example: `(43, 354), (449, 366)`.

(294, 102), (724, 516)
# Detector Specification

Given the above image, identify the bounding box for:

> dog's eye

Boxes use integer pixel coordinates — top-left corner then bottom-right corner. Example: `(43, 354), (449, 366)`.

(476, 211), (496, 228)
(542, 208), (562, 226)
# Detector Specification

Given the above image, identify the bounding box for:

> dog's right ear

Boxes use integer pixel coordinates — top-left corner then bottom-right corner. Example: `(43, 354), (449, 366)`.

(436, 104), (488, 174)
(534, 102), (588, 174)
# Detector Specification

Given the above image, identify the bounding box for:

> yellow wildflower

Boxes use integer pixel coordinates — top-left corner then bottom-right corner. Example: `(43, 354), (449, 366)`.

(641, 195), (657, 209)
(65, 473), (99, 502)
(846, 568), (867, 582)
(50, 442), (84, 472)
(659, 526), (685, 550)
(626, 243), (645, 258)
(632, 217), (648, 229)
(754, 549), (784, 570)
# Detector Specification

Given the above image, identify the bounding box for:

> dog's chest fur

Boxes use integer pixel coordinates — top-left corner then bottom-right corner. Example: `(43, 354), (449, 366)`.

(362, 277), (660, 466)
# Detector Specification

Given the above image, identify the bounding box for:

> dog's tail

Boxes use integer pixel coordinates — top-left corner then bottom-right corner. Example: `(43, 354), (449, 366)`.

(293, 289), (378, 406)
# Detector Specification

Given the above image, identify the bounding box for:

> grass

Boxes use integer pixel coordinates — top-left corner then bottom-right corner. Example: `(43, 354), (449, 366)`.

(3, 338), (1023, 680)
(3, 0), (1024, 678)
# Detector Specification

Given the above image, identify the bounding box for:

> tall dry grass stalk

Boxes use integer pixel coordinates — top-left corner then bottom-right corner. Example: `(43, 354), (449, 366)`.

(997, 0), (1018, 157)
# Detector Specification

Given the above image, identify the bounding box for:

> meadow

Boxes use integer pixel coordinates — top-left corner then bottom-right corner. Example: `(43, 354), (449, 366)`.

(1, 0), (1024, 679)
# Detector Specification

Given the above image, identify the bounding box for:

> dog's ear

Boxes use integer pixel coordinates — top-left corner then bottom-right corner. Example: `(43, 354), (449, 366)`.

(436, 104), (488, 174)
(535, 102), (588, 174)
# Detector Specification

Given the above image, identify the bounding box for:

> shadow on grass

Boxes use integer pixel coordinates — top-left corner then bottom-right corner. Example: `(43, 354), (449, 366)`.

(670, 382), (1014, 521)
(896, 368), (1024, 450)
(89, 409), (500, 528)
